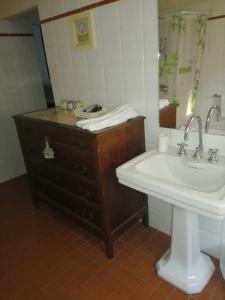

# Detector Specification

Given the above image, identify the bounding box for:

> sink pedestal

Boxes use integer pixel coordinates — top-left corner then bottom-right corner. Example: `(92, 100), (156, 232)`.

(156, 206), (215, 294)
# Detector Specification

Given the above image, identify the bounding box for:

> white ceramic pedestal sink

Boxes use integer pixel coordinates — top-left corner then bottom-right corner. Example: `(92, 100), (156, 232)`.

(116, 147), (225, 294)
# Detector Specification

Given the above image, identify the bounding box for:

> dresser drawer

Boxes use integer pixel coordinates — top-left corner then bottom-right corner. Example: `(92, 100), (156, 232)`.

(17, 118), (95, 152)
(32, 177), (102, 228)
(16, 118), (52, 138)
(49, 126), (96, 152)
(29, 160), (99, 205)
(24, 140), (97, 180)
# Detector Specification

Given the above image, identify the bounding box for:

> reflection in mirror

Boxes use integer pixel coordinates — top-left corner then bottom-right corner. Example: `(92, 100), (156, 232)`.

(158, 0), (225, 135)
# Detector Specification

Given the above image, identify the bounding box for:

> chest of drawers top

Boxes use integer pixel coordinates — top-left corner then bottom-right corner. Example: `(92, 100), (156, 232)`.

(15, 107), (144, 149)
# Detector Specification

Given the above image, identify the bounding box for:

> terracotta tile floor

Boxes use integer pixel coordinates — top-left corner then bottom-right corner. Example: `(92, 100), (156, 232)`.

(0, 176), (225, 300)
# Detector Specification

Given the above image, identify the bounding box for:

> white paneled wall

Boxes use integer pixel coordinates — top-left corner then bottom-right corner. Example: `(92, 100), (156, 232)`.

(39, 0), (159, 139)
(0, 18), (46, 183)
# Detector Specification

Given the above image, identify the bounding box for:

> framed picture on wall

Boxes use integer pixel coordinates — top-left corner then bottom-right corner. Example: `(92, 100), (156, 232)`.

(71, 10), (96, 49)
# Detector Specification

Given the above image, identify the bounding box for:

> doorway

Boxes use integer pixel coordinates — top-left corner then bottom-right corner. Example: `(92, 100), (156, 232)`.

(25, 8), (55, 108)
(0, 7), (54, 183)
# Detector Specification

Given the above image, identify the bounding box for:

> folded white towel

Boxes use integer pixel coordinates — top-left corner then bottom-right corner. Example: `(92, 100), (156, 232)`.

(76, 104), (139, 131)
(159, 98), (170, 110)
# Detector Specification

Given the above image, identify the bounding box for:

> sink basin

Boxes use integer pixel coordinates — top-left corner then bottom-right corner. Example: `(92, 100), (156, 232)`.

(136, 152), (225, 193)
(116, 147), (225, 294)
(117, 148), (225, 220)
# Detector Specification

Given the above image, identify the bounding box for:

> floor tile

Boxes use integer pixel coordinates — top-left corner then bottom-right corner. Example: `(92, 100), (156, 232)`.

(0, 175), (224, 300)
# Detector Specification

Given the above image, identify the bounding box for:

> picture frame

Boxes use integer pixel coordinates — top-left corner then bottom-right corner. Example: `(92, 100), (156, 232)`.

(71, 10), (96, 49)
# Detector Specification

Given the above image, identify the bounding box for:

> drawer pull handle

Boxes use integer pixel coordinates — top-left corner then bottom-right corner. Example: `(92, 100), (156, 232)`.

(71, 138), (85, 149)
(25, 127), (33, 134)
(43, 137), (55, 160)
(74, 163), (87, 175)
(78, 209), (93, 221)
(78, 188), (91, 199)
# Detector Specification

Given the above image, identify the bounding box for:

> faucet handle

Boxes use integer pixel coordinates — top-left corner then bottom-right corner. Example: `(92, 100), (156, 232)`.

(208, 148), (219, 163)
(193, 146), (203, 159)
(177, 142), (188, 156)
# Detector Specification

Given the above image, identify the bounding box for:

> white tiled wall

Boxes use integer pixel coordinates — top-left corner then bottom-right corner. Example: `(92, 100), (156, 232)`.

(0, 17), (46, 183)
(39, 0), (159, 147)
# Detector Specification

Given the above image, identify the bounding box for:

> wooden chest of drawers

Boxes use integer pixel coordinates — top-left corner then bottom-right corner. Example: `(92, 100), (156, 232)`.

(160, 104), (177, 128)
(14, 108), (148, 258)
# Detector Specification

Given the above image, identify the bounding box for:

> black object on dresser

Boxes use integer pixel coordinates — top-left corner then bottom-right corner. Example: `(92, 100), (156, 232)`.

(14, 108), (148, 258)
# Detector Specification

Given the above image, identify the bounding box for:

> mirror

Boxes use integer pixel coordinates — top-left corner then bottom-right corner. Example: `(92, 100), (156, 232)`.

(158, 0), (225, 135)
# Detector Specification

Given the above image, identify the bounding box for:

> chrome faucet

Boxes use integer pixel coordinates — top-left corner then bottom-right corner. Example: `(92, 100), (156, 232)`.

(184, 114), (203, 159)
(205, 105), (221, 133)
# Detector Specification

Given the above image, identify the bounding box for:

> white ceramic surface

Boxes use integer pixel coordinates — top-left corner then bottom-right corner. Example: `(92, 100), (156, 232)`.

(116, 147), (225, 293)
(117, 147), (225, 220)
(156, 206), (215, 294)
(208, 128), (225, 136)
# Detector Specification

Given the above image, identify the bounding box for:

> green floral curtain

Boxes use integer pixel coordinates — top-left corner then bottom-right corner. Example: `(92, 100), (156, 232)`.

(159, 13), (207, 128)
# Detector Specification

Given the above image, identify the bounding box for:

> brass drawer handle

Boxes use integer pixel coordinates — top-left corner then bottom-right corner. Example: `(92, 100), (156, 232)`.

(43, 137), (55, 160)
